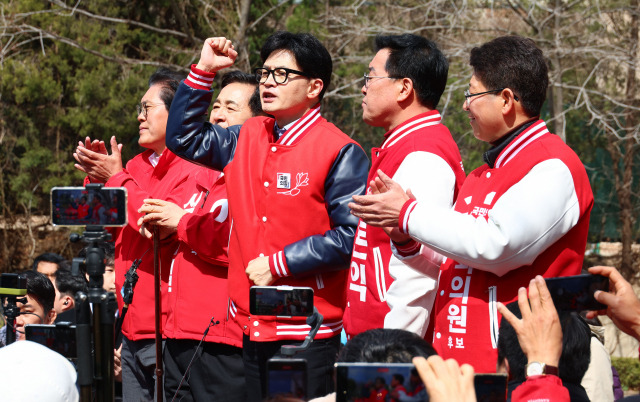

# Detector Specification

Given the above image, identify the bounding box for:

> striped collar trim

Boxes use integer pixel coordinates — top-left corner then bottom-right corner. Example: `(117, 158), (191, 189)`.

(276, 104), (322, 146)
(495, 120), (549, 168)
(381, 111), (441, 150)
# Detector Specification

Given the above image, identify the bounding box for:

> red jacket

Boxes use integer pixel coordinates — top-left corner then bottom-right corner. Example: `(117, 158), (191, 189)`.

(108, 149), (199, 341)
(163, 167), (242, 347)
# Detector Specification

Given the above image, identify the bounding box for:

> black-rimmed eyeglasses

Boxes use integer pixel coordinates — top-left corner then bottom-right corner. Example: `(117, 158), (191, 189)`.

(463, 88), (519, 107)
(254, 67), (310, 84)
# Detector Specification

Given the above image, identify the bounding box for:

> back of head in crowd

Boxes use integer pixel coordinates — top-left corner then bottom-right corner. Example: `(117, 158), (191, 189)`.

(260, 31), (332, 101)
(148, 67), (185, 110)
(220, 70), (263, 117)
(32, 252), (69, 281)
(375, 34), (448, 110)
(53, 268), (87, 314)
(497, 301), (591, 385)
(24, 270), (56, 316)
(469, 35), (548, 118)
(338, 328), (436, 363)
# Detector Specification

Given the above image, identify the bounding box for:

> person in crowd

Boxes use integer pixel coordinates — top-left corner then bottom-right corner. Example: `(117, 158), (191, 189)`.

(343, 34), (465, 340)
(0, 340), (79, 401)
(33, 252), (69, 282)
(580, 314), (615, 401)
(497, 300), (591, 400)
(73, 68), (199, 400)
(1, 270), (57, 346)
(52, 268), (87, 323)
(349, 35), (594, 372)
(164, 34), (368, 400)
(137, 70), (263, 401)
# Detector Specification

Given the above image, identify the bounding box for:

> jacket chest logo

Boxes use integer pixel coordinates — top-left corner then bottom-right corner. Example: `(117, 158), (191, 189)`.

(277, 172), (309, 196)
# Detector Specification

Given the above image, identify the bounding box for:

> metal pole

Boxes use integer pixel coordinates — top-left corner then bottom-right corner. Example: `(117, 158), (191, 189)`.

(153, 226), (164, 402)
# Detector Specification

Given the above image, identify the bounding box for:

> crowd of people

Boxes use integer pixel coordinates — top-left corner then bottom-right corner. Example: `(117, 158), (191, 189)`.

(1, 29), (640, 402)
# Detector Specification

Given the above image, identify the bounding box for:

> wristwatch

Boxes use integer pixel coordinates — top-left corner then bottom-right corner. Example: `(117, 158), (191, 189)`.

(525, 362), (559, 378)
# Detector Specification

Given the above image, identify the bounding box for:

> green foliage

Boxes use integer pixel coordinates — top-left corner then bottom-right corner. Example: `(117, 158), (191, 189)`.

(612, 357), (640, 391)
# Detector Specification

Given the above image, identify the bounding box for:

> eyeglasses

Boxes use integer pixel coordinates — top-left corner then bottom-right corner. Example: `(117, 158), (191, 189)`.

(254, 67), (310, 84)
(464, 88), (519, 106)
(363, 73), (401, 88)
(136, 102), (165, 118)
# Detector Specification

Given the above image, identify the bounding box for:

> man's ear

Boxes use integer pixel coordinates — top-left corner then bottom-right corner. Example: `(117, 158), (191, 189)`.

(307, 78), (324, 101)
(61, 295), (74, 312)
(397, 77), (414, 103)
(46, 309), (57, 324)
(500, 88), (519, 115)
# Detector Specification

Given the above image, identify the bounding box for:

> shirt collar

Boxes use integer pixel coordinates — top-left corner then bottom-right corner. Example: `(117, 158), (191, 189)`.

(148, 152), (162, 167)
(483, 119), (537, 168)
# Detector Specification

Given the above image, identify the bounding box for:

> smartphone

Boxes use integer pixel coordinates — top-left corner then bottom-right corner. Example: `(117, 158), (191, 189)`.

(249, 286), (313, 317)
(25, 323), (77, 359)
(545, 274), (609, 311)
(474, 373), (508, 402)
(335, 362), (421, 402)
(267, 358), (308, 400)
(51, 186), (127, 227)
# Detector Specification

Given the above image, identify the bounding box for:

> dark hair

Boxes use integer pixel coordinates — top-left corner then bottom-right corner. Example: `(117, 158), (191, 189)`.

(469, 35), (548, 117)
(32, 253), (69, 272)
(220, 71), (263, 117)
(54, 269), (88, 298)
(22, 270), (55, 314)
(148, 68), (185, 111)
(392, 373), (405, 384)
(337, 328), (436, 363)
(260, 31), (332, 101)
(497, 301), (591, 384)
(375, 34), (448, 109)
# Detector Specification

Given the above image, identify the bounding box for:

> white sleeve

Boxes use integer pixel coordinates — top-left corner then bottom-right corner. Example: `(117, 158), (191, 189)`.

(407, 159), (581, 276)
(384, 151), (455, 336)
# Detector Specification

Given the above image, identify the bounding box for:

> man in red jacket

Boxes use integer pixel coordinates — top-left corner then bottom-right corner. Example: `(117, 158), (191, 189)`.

(350, 36), (593, 372)
(137, 71), (262, 401)
(73, 68), (198, 400)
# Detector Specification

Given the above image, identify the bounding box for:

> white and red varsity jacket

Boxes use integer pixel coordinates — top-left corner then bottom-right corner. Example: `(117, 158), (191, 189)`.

(163, 167), (243, 347)
(395, 120), (593, 372)
(343, 111), (465, 339)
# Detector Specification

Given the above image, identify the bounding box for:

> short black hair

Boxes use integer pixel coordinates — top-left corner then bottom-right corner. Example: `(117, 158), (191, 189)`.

(54, 269), (88, 298)
(260, 31), (332, 101)
(22, 270), (55, 314)
(470, 35), (548, 117)
(392, 373), (405, 384)
(220, 70), (263, 117)
(32, 253), (69, 272)
(337, 328), (436, 363)
(497, 301), (591, 384)
(148, 68), (185, 111)
(375, 34), (448, 110)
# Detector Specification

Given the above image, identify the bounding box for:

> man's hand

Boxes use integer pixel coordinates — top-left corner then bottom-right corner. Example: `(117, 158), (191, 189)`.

(114, 345), (122, 382)
(349, 170), (411, 228)
(246, 256), (275, 286)
(497, 275), (562, 367)
(138, 199), (187, 231)
(73, 136), (123, 183)
(195, 37), (238, 73)
(587, 266), (640, 341)
(413, 355), (476, 402)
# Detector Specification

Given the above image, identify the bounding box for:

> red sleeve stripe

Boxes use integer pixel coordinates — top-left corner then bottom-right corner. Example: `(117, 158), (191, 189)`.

(271, 251), (289, 278)
(393, 239), (421, 257)
(185, 65), (215, 90)
(399, 200), (418, 234)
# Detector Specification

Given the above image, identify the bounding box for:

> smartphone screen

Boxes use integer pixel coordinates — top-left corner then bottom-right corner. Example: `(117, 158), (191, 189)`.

(267, 358), (307, 400)
(250, 286), (314, 317)
(474, 373), (507, 402)
(25, 324), (77, 359)
(545, 274), (609, 311)
(51, 186), (127, 227)
(335, 363), (422, 402)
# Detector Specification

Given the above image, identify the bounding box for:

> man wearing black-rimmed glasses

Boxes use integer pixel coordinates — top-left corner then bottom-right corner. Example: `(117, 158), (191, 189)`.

(165, 32), (368, 400)
(350, 35), (594, 373)
(343, 34), (466, 342)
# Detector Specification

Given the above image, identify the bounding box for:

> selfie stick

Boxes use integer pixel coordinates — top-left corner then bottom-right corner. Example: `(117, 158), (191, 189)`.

(72, 225), (117, 402)
(153, 225), (164, 402)
(280, 307), (324, 356)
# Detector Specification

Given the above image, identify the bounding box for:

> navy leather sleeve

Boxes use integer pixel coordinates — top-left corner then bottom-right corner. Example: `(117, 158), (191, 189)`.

(165, 82), (241, 171)
(283, 142), (370, 276)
